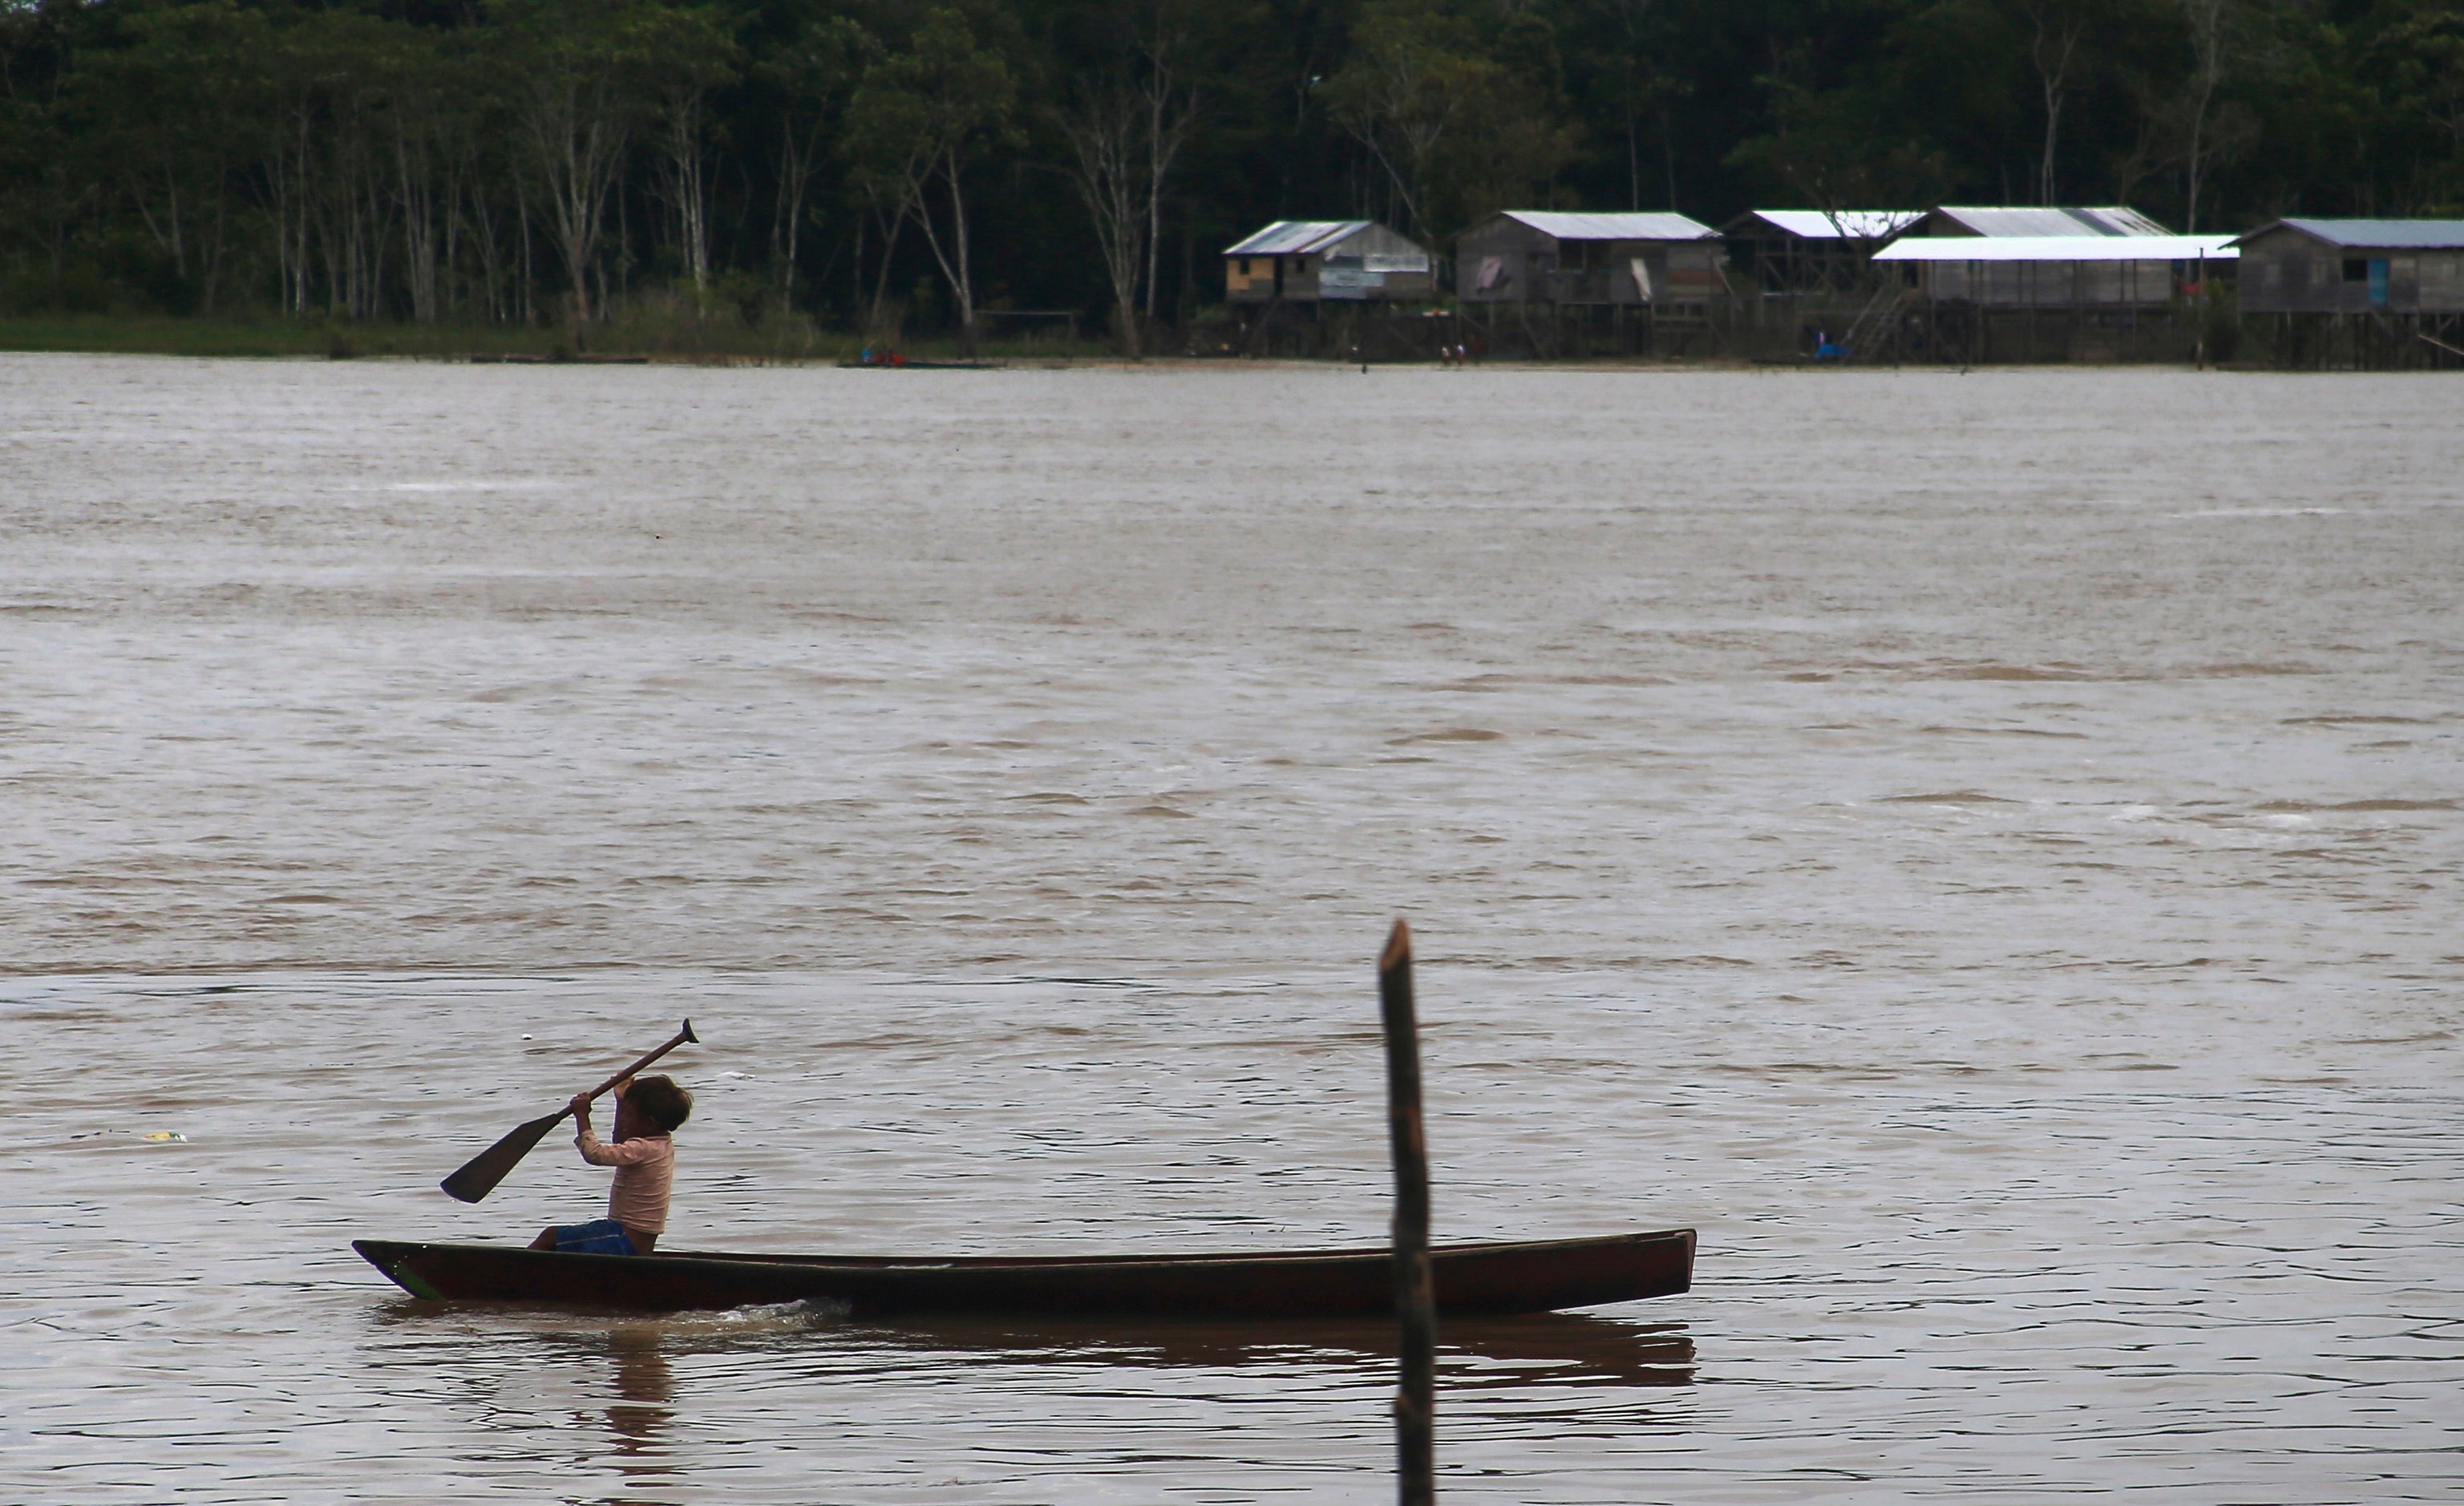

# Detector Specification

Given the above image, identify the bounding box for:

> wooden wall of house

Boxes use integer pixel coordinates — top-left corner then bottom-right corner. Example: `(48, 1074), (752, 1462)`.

(1317, 265), (1434, 300)
(1228, 224), (1433, 303)
(1457, 218), (1545, 302)
(1224, 253), (1323, 302)
(1659, 242), (1726, 301)
(1916, 257), (2187, 306)
(1732, 235), (1875, 292)
(1225, 255), (1275, 301)
(1339, 223), (1430, 266)
(1457, 219), (1724, 305)
(2428, 253), (2464, 310)
(1318, 223), (1435, 302)
(2239, 233), (2464, 313)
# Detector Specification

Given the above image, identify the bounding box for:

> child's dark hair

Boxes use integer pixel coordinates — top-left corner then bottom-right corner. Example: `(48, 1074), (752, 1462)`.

(626, 1075), (693, 1132)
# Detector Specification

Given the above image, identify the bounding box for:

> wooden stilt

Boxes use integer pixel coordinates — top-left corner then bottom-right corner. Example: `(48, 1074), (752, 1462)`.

(1378, 920), (1436, 1506)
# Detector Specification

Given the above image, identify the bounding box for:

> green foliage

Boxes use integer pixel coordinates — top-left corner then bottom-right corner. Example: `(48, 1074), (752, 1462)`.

(1324, 0), (1580, 237)
(1, 0), (2459, 334)
(843, 7), (1018, 200)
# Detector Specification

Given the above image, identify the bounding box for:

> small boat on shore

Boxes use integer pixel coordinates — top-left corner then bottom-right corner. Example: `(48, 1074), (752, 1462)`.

(354, 1229), (1693, 1319)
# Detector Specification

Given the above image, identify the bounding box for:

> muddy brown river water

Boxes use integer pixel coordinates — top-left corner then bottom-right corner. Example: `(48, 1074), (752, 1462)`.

(4, 354), (2459, 1502)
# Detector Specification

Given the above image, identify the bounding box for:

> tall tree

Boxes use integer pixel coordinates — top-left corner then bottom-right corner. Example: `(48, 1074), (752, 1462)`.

(755, 14), (873, 309)
(498, 0), (653, 324)
(76, 0), (269, 312)
(843, 8), (1018, 351)
(1323, 0), (1471, 237)
(0, 0), (99, 302)
(1325, 0), (1576, 240)
(2178, 0), (2228, 229)
(634, 4), (738, 294)
(2371, 0), (2464, 209)
(2016, 0), (2093, 203)
(1060, 8), (1198, 355)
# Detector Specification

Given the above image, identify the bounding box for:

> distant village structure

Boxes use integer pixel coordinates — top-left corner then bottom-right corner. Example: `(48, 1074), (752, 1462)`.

(1916, 206), (2173, 237)
(1874, 233), (2236, 309)
(1454, 211), (1724, 307)
(1871, 207), (2231, 361)
(1204, 204), (2462, 369)
(2231, 218), (2464, 367)
(1223, 221), (1434, 306)
(1723, 210), (1923, 292)
(2233, 219), (2464, 313)
(1441, 211), (1728, 358)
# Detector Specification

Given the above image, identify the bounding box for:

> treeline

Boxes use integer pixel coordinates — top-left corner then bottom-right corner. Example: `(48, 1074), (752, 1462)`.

(2, 0), (2459, 349)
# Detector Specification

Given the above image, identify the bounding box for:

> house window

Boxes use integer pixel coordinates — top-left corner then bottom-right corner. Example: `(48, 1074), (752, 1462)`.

(2342, 257), (2368, 281)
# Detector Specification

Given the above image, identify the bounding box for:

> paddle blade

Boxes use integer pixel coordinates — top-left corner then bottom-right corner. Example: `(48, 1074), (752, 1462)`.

(439, 1111), (566, 1203)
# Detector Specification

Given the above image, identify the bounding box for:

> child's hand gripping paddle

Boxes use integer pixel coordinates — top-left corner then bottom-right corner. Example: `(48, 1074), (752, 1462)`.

(439, 1021), (698, 1203)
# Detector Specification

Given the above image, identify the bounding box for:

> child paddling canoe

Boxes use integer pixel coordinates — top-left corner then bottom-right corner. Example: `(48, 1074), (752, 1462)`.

(529, 1075), (691, 1256)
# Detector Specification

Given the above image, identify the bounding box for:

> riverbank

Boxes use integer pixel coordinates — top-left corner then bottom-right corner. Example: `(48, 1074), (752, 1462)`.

(0, 314), (1111, 365)
(0, 314), (2436, 371)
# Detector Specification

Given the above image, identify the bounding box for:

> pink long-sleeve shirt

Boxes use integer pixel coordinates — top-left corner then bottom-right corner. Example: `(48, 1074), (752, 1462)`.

(577, 1128), (674, 1233)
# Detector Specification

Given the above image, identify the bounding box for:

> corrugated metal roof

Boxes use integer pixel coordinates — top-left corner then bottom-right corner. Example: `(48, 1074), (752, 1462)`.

(1876, 235), (2235, 261)
(1495, 211), (1718, 241)
(1224, 221), (1371, 256)
(1741, 209), (1924, 239)
(1933, 206), (2172, 237)
(2237, 217), (2464, 249)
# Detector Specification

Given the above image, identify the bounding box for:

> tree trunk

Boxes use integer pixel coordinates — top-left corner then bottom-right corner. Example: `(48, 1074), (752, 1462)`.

(524, 74), (627, 327)
(2179, 0), (2227, 233)
(2027, 3), (2083, 207)
(1063, 86), (1146, 357)
(946, 154), (976, 354)
(399, 124), (440, 324)
(1143, 78), (1164, 328)
(663, 90), (712, 293)
(774, 120), (819, 307)
(865, 200), (909, 344)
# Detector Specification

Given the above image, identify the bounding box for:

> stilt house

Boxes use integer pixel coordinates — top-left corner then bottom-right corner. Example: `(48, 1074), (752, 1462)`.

(2231, 220), (2464, 313)
(1455, 212), (1725, 305)
(1872, 234), (2235, 307)
(1724, 209), (1923, 291)
(1223, 221), (1434, 304)
(1916, 206), (2173, 238)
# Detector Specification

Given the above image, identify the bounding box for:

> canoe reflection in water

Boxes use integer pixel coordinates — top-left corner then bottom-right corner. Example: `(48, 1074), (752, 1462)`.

(367, 1298), (1689, 1503)
(861, 1310), (1695, 1389)
(377, 1294), (1691, 1392)
(605, 1323), (678, 1462)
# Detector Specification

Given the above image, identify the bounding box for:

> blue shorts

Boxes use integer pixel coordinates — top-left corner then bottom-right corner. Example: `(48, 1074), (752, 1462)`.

(551, 1219), (637, 1256)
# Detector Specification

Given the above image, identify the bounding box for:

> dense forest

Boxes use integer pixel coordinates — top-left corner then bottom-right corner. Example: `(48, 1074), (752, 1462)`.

(2, 0), (2459, 346)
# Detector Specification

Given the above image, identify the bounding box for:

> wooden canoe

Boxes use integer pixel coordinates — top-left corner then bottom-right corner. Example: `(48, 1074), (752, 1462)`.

(353, 1229), (1693, 1319)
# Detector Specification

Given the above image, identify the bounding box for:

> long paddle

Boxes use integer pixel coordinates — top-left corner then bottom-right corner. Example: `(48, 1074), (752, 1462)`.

(439, 1020), (698, 1204)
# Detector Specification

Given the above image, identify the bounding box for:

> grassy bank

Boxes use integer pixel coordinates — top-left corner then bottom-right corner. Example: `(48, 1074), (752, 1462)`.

(0, 314), (599, 359)
(0, 313), (1119, 364)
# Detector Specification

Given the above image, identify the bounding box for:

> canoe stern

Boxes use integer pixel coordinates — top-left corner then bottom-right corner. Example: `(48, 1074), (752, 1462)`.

(354, 1239), (447, 1301)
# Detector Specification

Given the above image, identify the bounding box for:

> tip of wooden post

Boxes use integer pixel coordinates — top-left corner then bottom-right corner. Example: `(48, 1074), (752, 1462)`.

(1379, 919), (1412, 972)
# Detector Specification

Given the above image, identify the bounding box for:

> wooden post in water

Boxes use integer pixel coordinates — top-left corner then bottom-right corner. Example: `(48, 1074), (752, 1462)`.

(1378, 919), (1437, 1505)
